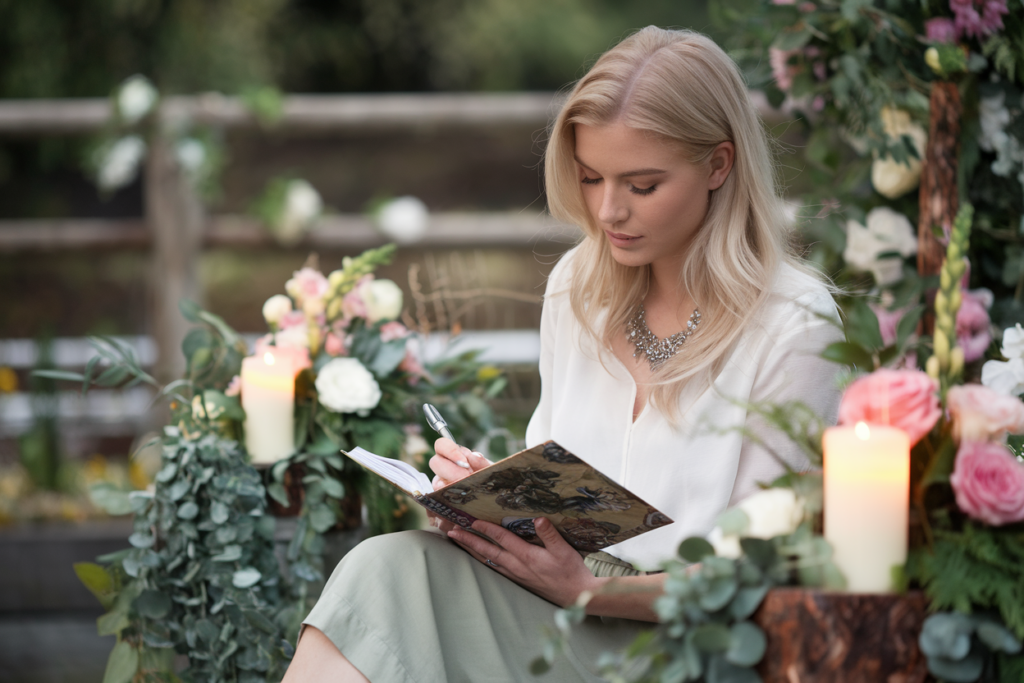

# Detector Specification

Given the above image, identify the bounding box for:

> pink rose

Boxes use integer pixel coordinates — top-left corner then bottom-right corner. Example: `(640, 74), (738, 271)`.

(278, 310), (306, 330)
(285, 267), (329, 306)
(956, 289), (993, 363)
(324, 332), (346, 357)
(399, 338), (426, 384)
(950, 0), (1008, 40)
(341, 275), (371, 321)
(870, 303), (904, 347)
(838, 369), (941, 445)
(380, 321), (410, 343)
(925, 17), (957, 43)
(947, 384), (1024, 442)
(950, 440), (1024, 526)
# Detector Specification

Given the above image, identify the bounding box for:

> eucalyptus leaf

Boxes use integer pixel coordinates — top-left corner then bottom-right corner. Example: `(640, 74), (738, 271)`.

(976, 621), (1022, 654)
(90, 484), (133, 516)
(177, 501), (199, 520)
(309, 505), (337, 533)
(699, 577), (739, 612)
(232, 568), (262, 589)
(210, 501), (230, 524)
(678, 537), (716, 563)
(716, 508), (750, 537)
(97, 607), (130, 636)
(692, 623), (731, 653)
(706, 655), (760, 683)
(730, 584), (770, 621)
(926, 650), (985, 683)
(321, 476), (345, 499)
(134, 590), (172, 619)
(739, 538), (776, 569)
(128, 532), (155, 549)
(168, 479), (191, 501)
(726, 622), (767, 667)
(212, 545), (243, 562)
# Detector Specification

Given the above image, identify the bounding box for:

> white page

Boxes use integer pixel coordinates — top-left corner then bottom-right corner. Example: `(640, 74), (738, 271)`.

(343, 447), (435, 495)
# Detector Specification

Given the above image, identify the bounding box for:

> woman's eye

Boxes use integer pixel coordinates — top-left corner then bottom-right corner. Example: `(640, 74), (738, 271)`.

(630, 184), (657, 196)
(581, 176), (601, 185)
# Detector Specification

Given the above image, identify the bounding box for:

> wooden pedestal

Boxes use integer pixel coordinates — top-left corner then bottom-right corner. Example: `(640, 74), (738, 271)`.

(754, 588), (930, 682)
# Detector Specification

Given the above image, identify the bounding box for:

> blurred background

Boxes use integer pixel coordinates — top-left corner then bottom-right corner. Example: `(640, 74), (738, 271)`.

(0, 2), (797, 681)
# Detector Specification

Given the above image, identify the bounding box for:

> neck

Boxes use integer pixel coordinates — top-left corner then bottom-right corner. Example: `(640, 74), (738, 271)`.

(646, 255), (687, 308)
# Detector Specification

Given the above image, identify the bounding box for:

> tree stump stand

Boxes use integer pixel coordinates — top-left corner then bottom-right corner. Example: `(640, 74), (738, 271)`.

(754, 588), (931, 682)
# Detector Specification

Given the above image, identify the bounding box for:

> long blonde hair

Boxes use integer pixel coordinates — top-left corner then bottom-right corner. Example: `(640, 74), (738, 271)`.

(544, 27), (802, 418)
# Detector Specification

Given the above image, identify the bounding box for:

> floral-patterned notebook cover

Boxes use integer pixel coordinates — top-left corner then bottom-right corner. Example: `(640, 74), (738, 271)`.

(415, 440), (673, 555)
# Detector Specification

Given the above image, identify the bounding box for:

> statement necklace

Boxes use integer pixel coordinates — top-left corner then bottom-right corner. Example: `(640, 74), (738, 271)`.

(626, 302), (701, 369)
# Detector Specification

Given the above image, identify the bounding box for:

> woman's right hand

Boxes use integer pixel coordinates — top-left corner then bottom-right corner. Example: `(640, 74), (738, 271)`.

(426, 438), (489, 531)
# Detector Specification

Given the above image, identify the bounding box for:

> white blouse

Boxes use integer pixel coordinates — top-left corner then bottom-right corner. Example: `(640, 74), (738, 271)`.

(525, 247), (843, 570)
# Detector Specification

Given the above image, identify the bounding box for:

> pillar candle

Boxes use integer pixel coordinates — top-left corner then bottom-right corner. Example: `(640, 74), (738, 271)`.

(823, 422), (910, 593)
(240, 341), (311, 465)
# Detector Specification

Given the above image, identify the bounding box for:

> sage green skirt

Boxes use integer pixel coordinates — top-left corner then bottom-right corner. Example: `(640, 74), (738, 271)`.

(302, 529), (654, 682)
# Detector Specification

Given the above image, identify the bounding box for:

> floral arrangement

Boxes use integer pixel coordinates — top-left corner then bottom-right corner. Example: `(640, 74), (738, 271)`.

(39, 245), (507, 681)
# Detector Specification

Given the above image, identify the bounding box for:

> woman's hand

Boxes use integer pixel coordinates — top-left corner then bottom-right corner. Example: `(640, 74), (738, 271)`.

(446, 517), (602, 607)
(426, 438), (490, 532)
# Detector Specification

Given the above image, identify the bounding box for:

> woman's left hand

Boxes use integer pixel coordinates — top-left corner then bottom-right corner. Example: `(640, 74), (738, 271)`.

(447, 518), (601, 607)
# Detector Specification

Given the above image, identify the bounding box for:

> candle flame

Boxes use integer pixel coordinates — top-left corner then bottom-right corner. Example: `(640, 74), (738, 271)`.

(855, 421), (870, 440)
(263, 352), (275, 366)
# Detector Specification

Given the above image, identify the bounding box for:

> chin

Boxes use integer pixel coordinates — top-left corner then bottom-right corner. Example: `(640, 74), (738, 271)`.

(607, 247), (653, 269)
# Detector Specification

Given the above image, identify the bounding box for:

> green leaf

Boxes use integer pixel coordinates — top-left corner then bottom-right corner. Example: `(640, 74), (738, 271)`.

(692, 623), (731, 652)
(730, 584), (770, 621)
(920, 613), (973, 659)
(976, 621), (1021, 654)
(128, 532), (154, 549)
(716, 508), (750, 537)
(74, 563), (116, 609)
(726, 622), (767, 667)
(134, 589), (172, 619)
(706, 655), (760, 683)
(894, 305), (924, 350)
(821, 341), (874, 370)
(309, 505), (337, 532)
(772, 26), (811, 51)
(102, 641), (138, 683)
(926, 650), (985, 682)
(321, 476), (345, 499)
(89, 484), (133, 515)
(700, 577), (739, 612)
(97, 606), (130, 637)
(176, 501), (199, 520)
(232, 568), (262, 588)
(179, 299), (202, 323)
(678, 537), (716, 563)
(369, 340), (408, 377)
(210, 501), (230, 524)
(243, 609), (278, 635)
(844, 298), (884, 351)
(529, 657), (551, 675)
(168, 479), (191, 501)
(267, 482), (290, 506)
(31, 369), (86, 382)
(212, 545), (243, 562)
(740, 538), (777, 570)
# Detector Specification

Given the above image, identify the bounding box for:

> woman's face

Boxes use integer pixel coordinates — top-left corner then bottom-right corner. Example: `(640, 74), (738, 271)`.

(574, 122), (732, 274)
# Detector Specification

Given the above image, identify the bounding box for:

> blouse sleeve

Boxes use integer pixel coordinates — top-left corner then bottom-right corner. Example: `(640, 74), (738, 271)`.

(524, 251), (575, 447)
(728, 303), (844, 506)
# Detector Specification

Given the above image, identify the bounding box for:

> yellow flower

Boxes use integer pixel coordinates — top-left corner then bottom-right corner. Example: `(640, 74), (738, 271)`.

(925, 47), (941, 75)
(476, 365), (502, 382)
(0, 366), (17, 394)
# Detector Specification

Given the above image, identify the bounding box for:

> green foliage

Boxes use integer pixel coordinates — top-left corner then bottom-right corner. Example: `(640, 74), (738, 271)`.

(919, 611), (1023, 683)
(906, 523), (1024, 640)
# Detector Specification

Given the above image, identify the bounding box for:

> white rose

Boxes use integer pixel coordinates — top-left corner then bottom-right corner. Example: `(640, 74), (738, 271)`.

(707, 488), (804, 559)
(871, 108), (927, 199)
(262, 295), (293, 326)
(118, 75), (158, 125)
(315, 358), (382, 416)
(364, 279), (404, 323)
(97, 136), (146, 191)
(843, 207), (918, 286)
(275, 325), (309, 350)
(275, 179), (322, 245)
(981, 358), (1024, 397)
(376, 196), (428, 244)
(1000, 323), (1024, 360)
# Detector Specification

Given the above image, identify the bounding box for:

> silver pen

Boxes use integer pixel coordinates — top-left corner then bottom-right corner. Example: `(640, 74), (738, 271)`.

(423, 403), (470, 468)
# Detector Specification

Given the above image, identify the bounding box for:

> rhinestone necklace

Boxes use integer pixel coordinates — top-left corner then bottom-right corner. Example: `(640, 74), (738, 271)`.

(626, 303), (701, 369)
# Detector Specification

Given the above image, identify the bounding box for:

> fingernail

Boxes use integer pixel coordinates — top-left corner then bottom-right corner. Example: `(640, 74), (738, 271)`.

(471, 451), (484, 459)
(455, 460), (470, 469)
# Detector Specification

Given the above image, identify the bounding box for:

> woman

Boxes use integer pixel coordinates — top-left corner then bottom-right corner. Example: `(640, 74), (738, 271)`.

(284, 26), (841, 682)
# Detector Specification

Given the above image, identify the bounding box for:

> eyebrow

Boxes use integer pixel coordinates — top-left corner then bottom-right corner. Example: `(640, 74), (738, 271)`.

(574, 156), (666, 178)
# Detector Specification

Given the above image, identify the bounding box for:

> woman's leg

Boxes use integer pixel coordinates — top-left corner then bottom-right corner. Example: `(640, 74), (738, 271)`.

(282, 626), (370, 683)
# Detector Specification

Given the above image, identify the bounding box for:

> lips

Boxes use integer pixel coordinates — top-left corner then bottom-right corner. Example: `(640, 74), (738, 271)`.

(605, 230), (641, 247)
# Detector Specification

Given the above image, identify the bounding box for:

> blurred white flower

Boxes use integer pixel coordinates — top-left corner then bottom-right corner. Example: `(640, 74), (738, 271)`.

(117, 75), (158, 125)
(1001, 323), (1024, 359)
(707, 488), (804, 559)
(871, 107), (927, 199)
(376, 196), (428, 244)
(982, 358), (1024, 397)
(274, 325), (309, 350)
(276, 179), (322, 245)
(844, 207), (918, 286)
(364, 279), (404, 323)
(175, 138), (206, 175)
(97, 136), (146, 191)
(262, 294), (293, 327)
(315, 358), (382, 416)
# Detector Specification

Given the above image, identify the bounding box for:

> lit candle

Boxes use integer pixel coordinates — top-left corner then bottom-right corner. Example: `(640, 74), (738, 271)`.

(240, 340), (311, 464)
(823, 422), (910, 593)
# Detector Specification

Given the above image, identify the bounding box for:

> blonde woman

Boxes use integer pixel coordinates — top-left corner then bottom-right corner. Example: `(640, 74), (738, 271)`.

(285, 26), (841, 682)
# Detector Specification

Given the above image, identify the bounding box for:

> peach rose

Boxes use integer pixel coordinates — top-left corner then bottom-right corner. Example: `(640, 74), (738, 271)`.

(946, 384), (1024, 442)
(324, 332), (346, 357)
(285, 267), (329, 307)
(950, 440), (1024, 526)
(838, 369), (941, 445)
(380, 321), (410, 343)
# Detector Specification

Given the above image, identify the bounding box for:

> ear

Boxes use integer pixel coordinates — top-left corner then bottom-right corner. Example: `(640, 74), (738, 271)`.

(707, 141), (735, 191)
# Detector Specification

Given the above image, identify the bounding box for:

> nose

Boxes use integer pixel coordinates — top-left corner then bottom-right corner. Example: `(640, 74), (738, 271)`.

(596, 186), (628, 225)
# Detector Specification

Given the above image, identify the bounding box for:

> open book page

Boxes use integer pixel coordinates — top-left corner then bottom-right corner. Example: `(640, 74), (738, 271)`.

(343, 447), (434, 496)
